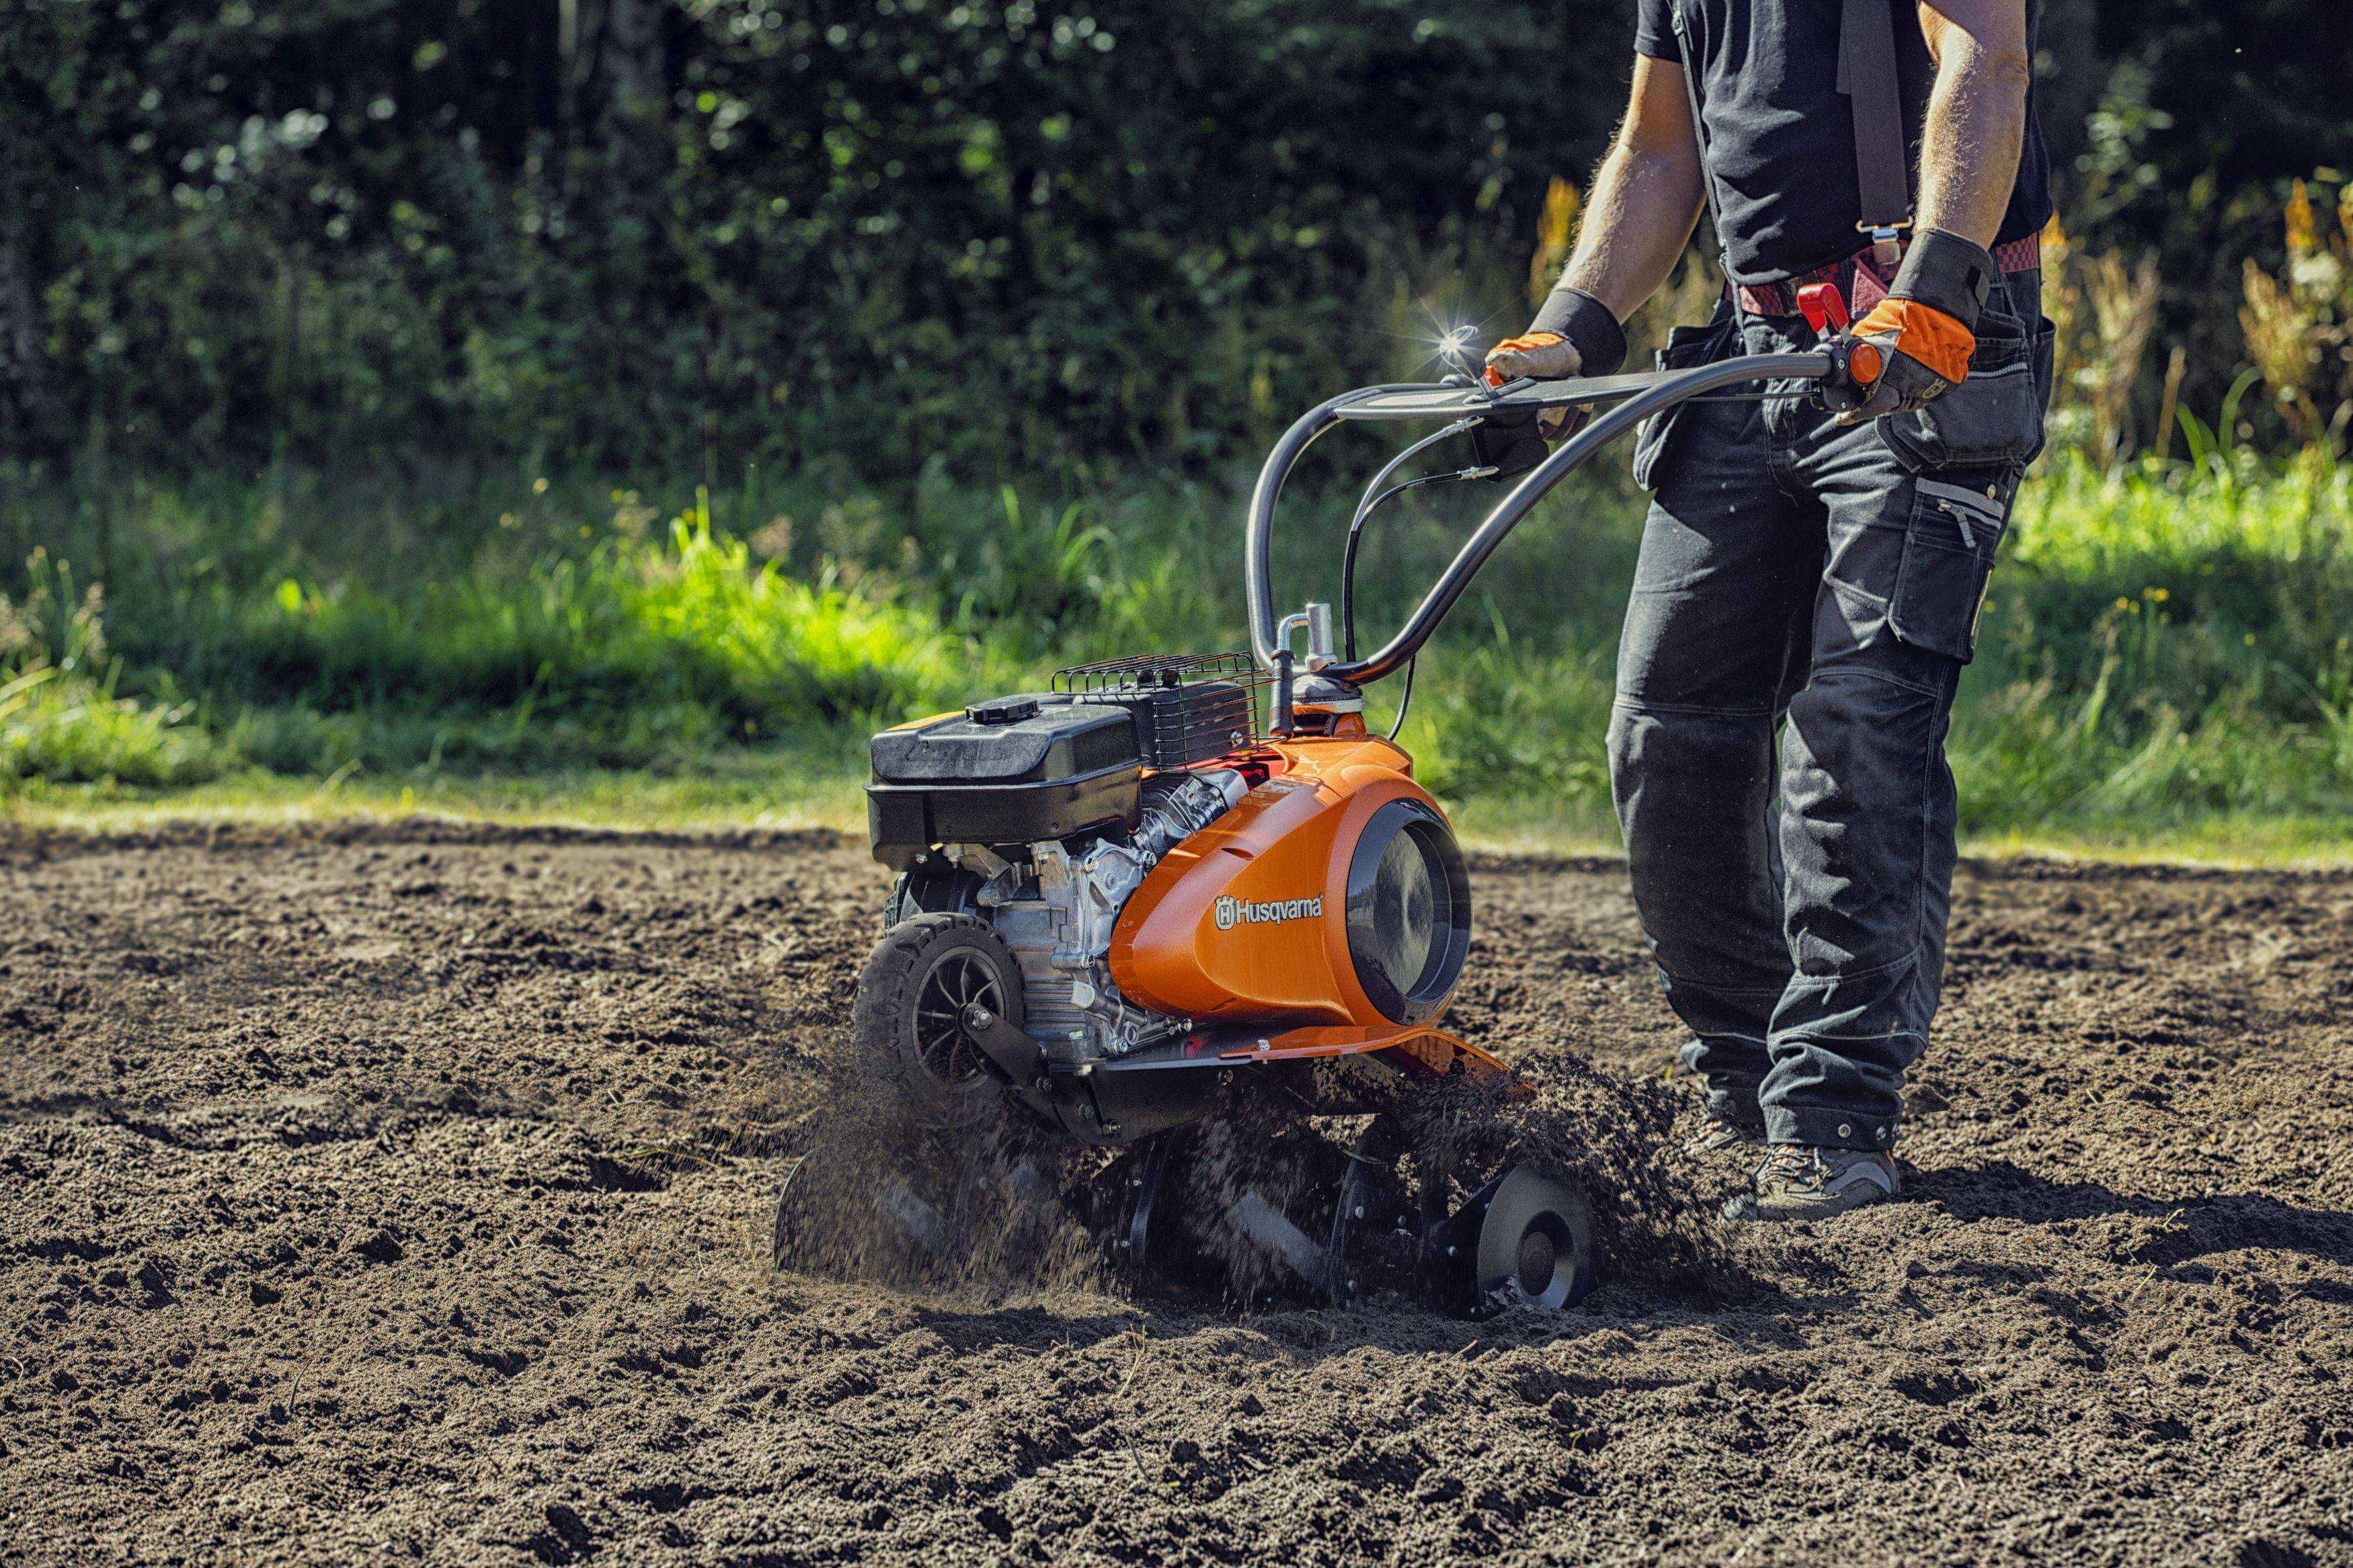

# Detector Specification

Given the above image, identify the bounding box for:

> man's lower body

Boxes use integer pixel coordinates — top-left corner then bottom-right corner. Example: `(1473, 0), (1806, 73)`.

(1613, 272), (2052, 1219)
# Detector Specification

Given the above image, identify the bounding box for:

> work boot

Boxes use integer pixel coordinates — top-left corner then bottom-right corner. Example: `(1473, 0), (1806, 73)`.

(1681, 1110), (1764, 1159)
(1722, 1143), (1900, 1223)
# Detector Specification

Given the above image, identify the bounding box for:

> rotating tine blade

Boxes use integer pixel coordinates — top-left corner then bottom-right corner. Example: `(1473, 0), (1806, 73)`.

(1231, 1191), (1339, 1296)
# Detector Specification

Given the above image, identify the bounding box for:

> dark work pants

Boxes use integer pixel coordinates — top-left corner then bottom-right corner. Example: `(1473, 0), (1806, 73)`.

(1611, 273), (2052, 1152)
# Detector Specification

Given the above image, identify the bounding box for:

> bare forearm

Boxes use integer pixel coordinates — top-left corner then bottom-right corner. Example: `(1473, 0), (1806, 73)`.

(1531, 55), (1706, 325)
(1559, 135), (1705, 321)
(1916, 1), (2030, 247)
(1492, 58), (1704, 412)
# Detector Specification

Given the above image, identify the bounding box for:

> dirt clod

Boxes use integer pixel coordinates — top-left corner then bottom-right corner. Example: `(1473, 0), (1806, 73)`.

(4, 822), (2352, 1563)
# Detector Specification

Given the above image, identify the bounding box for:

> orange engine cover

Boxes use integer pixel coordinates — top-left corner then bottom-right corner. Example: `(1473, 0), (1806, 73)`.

(1107, 735), (1462, 1029)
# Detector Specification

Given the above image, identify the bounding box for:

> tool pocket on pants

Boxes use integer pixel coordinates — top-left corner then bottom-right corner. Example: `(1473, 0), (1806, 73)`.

(1878, 307), (2052, 474)
(1888, 474), (2013, 661)
(1632, 317), (1732, 491)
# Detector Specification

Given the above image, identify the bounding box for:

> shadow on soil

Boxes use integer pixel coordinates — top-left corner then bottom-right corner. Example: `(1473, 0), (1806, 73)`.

(1919, 1159), (2353, 1268)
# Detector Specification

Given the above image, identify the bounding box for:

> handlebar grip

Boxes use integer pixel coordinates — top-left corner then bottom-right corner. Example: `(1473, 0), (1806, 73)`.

(1816, 335), (1881, 415)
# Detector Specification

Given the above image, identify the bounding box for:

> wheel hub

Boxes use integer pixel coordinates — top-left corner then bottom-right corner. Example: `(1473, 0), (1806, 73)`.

(910, 950), (1004, 1089)
(1515, 1226), (1558, 1299)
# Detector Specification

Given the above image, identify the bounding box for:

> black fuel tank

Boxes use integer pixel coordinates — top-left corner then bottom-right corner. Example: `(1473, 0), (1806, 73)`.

(866, 694), (1141, 868)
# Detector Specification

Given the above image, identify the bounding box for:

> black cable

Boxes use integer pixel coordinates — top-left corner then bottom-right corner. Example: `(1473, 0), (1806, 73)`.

(1342, 470), (1466, 661)
(1340, 457), (1485, 743)
(1388, 655), (1417, 742)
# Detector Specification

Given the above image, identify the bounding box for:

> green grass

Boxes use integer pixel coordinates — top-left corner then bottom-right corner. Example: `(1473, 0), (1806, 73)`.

(5, 441), (2352, 865)
(0, 554), (234, 790)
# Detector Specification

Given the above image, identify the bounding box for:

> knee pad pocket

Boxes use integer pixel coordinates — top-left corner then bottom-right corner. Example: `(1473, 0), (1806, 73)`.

(1887, 472), (2015, 662)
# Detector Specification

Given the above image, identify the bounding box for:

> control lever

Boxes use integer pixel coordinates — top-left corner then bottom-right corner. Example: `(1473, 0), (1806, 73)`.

(1798, 282), (1850, 334)
(1798, 282), (1882, 417)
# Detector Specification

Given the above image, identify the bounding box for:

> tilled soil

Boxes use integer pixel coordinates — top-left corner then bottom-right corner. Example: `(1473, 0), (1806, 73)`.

(3, 822), (2350, 1566)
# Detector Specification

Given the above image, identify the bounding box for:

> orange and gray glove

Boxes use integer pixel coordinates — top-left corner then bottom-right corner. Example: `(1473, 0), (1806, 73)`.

(1483, 330), (1579, 385)
(1482, 288), (1626, 442)
(1485, 333), (1585, 443)
(1833, 229), (1998, 423)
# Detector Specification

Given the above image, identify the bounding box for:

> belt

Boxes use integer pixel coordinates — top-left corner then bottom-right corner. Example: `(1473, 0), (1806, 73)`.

(1733, 232), (2042, 319)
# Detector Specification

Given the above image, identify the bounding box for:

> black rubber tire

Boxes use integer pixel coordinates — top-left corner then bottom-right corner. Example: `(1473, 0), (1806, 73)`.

(852, 912), (1027, 1126)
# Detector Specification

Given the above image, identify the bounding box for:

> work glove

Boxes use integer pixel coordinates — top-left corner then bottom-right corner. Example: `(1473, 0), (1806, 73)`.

(1482, 287), (1627, 442)
(1484, 333), (1586, 441)
(1483, 330), (1580, 385)
(1833, 229), (1997, 424)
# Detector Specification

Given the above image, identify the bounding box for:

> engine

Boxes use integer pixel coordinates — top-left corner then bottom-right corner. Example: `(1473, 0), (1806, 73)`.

(866, 682), (1254, 1064)
(947, 768), (1244, 1061)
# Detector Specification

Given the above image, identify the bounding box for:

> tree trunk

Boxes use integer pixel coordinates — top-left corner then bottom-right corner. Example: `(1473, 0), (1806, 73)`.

(598, 0), (666, 145)
(2035, 0), (2100, 208)
(0, 228), (44, 452)
(557, 0), (668, 158)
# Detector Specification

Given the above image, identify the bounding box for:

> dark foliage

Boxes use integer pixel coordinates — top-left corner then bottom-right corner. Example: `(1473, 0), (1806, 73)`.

(0, 1), (2344, 479)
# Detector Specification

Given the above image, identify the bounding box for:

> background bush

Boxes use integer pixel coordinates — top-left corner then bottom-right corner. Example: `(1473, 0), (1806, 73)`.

(5, 1), (2350, 849)
(3, 1), (2348, 481)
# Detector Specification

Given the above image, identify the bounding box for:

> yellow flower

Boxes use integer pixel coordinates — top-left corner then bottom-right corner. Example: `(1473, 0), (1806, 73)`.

(1527, 177), (1581, 306)
(1537, 177), (1579, 255)
(2286, 179), (2317, 255)
(533, 477), (551, 495)
(2040, 211), (2069, 264)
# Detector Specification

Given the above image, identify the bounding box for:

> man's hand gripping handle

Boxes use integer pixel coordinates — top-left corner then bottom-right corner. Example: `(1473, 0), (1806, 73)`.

(1799, 284), (1889, 418)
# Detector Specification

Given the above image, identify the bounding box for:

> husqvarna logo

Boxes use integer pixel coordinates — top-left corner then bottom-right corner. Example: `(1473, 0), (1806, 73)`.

(1214, 894), (1323, 931)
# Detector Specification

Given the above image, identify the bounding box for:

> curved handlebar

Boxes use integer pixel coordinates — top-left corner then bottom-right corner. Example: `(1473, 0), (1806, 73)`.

(1246, 352), (1835, 686)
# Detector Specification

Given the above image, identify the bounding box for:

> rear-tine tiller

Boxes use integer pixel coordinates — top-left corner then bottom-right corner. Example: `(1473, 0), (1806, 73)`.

(799, 321), (1864, 1314)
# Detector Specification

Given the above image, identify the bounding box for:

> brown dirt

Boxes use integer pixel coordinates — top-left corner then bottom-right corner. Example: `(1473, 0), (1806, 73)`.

(3, 821), (2350, 1565)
